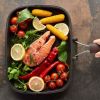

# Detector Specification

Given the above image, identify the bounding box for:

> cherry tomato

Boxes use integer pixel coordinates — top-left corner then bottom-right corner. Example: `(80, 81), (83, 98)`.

(51, 73), (59, 80)
(17, 30), (25, 38)
(56, 63), (66, 73)
(11, 17), (18, 24)
(60, 72), (68, 80)
(19, 22), (28, 30)
(44, 75), (51, 83)
(10, 25), (17, 33)
(56, 79), (64, 87)
(48, 81), (56, 89)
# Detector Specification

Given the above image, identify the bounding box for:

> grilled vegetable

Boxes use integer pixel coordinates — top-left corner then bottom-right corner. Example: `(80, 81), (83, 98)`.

(40, 61), (60, 78)
(46, 24), (68, 40)
(40, 14), (65, 24)
(32, 9), (52, 17)
(19, 67), (40, 80)
(37, 47), (58, 75)
(47, 47), (58, 62)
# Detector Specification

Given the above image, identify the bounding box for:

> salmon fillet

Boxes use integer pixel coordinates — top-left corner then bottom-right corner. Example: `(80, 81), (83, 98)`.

(23, 31), (56, 67)
(23, 31), (50, 66)
(33, 36), (56, 65)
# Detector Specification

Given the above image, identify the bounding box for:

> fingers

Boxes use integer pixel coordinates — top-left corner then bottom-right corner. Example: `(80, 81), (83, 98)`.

(93, 39), (100, 45)
(93, 39), (100, 58)
(95, 51), (100, 58)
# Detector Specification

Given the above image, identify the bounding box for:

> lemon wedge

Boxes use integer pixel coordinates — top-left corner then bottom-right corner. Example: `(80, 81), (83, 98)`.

(33, 17), (46, 31)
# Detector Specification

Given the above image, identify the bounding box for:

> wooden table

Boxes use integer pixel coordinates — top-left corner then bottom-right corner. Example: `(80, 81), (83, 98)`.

(0, 0), (100, 100)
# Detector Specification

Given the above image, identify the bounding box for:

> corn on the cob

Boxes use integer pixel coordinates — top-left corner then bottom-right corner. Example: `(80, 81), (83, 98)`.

(32, 9), (52, 17)
(40, 14), (65, 24)
(46, 24), (68, 41)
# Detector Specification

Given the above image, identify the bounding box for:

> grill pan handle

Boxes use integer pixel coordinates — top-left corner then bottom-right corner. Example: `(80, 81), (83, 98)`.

(72, 36), (100, 59)
(72, 36), (78, 60)
(72, 36), (78, 42)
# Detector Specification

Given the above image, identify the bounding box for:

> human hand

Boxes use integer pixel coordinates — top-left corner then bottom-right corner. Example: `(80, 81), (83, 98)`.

(93, 39), (100, 58)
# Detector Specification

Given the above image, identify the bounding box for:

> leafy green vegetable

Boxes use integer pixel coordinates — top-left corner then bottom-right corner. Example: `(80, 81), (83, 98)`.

(26, 30), (38, 35)
(8, 62), (32, 79)
(22, 65), (32, 72)
(58, 52), (67, 63)
(17, 8), (34, 23)
(58, 41), (68, 63)
(8, 67), (20, 80)
(8, 62), (21, 80)
(11, 30), (40, 49)
(58, 41), (67, 52)
(8, 61), (32, 91)
(24, 30), (40, 49)
(14, 80), (27, 91)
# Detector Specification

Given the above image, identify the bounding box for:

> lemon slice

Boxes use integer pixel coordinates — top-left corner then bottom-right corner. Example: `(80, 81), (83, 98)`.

(28, 76), (45, 92)
(54, 23), (69, 36)
(11, 44), (25, 61)
(33, 17), (46, 31)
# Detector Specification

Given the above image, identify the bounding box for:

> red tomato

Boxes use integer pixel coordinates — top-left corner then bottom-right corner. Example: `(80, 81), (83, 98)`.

(56, 79), (64, 87)
(11, 17), (18, 24)
(17, 30), (25, 38)
(10, 25), (17, 33)
(44, 75), (51, 83)
(56, 63), (66, 73)
(51, 73), (59, 80)
(48, 81), (56, 89)
(60, 72), (68, 80)
(19, 22), (28, 30)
